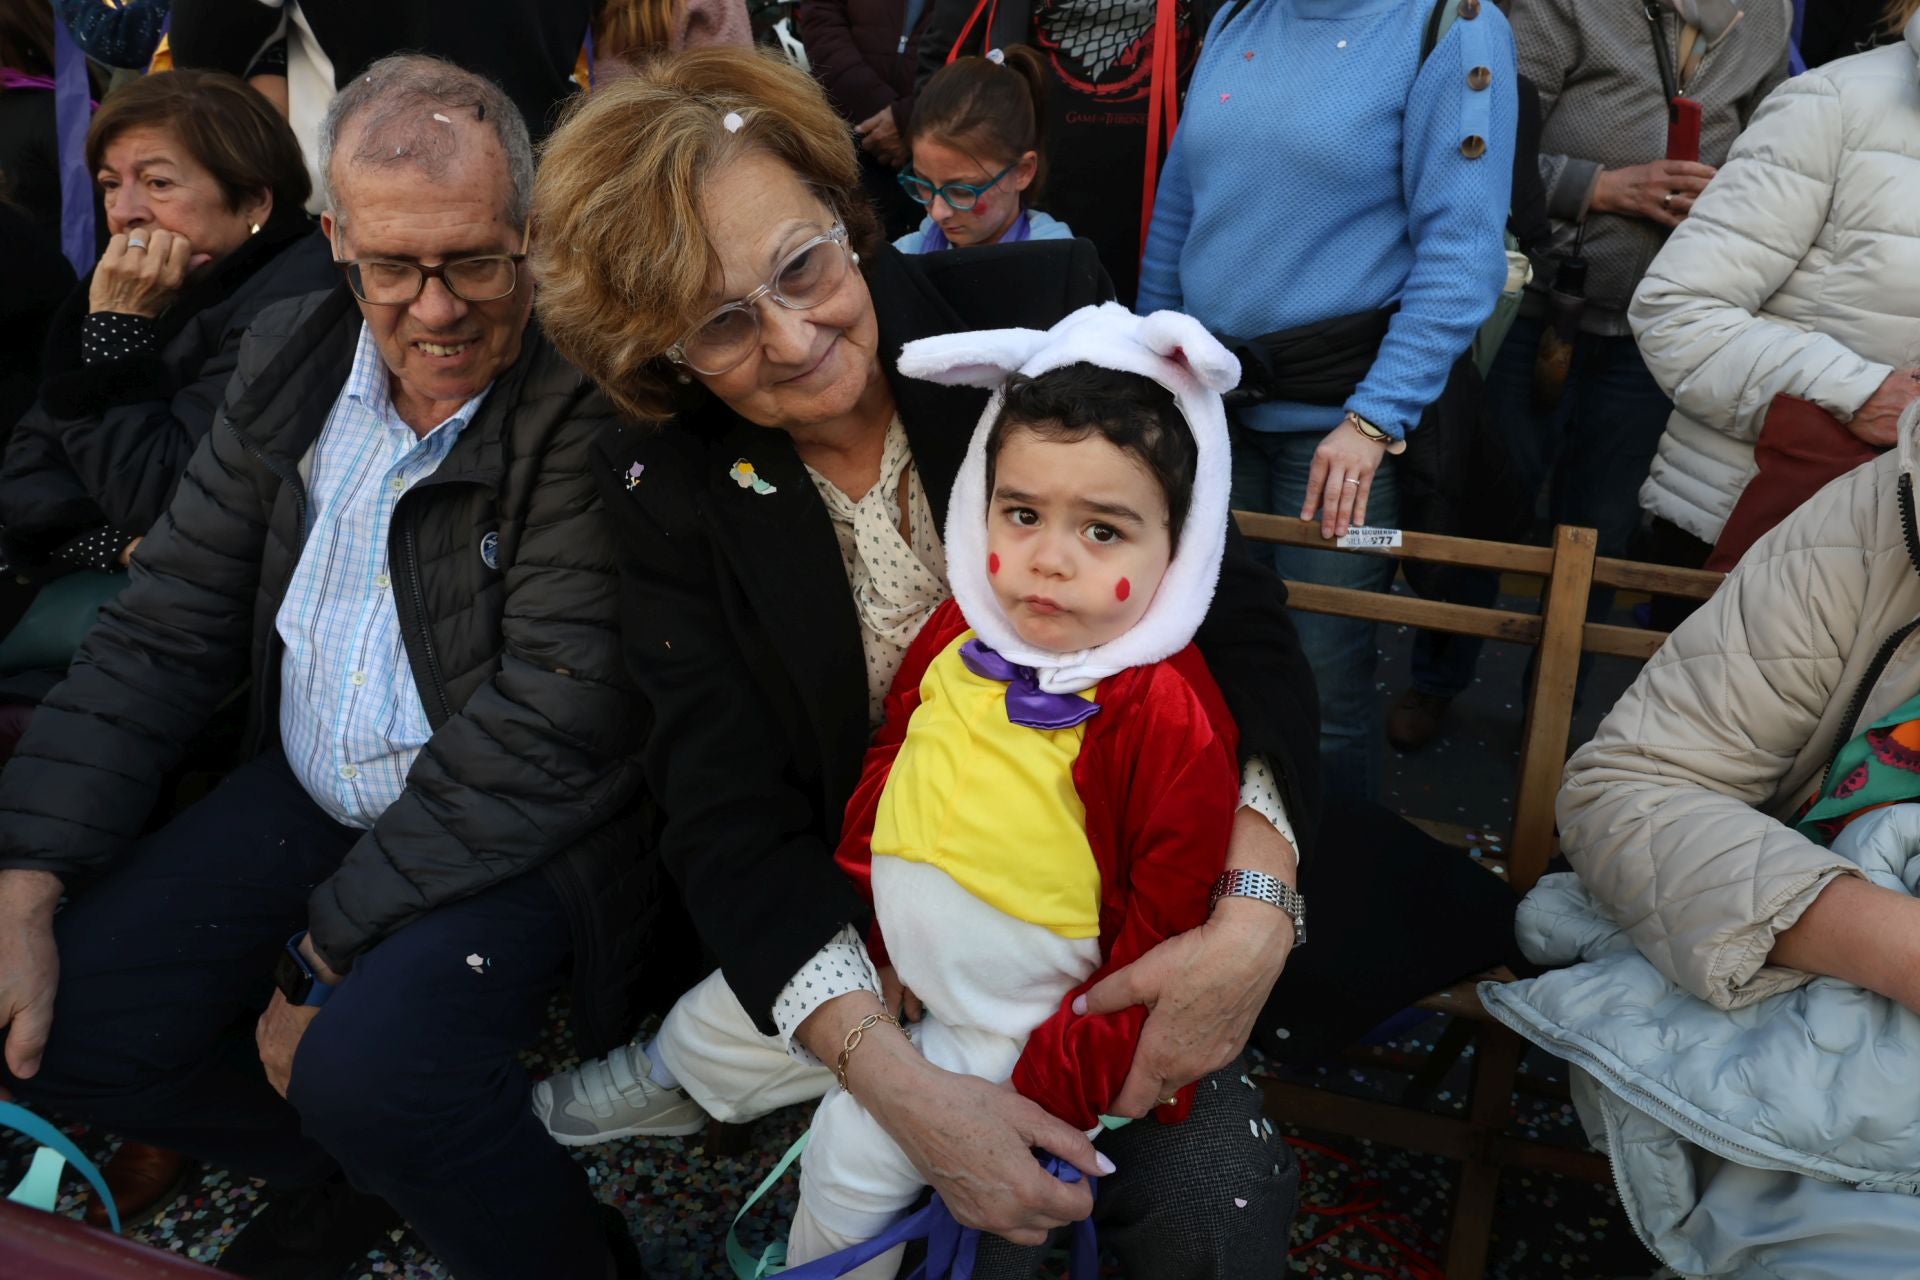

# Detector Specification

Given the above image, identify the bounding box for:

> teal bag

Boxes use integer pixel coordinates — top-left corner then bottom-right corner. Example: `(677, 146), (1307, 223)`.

(0, 568), (126, 675)
(0, 1099), (121, 1233)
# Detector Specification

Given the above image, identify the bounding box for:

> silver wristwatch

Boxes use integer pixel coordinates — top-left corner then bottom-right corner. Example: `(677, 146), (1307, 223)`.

(1209, 868), (1306, 948)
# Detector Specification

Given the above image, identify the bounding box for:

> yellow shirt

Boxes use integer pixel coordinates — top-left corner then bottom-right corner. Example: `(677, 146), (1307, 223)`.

(870, 631), (1102, 939)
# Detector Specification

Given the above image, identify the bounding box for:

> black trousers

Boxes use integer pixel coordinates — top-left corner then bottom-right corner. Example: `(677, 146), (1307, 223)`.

(973, 1056), (1301, 1279)
(2, 751), (612, 1279)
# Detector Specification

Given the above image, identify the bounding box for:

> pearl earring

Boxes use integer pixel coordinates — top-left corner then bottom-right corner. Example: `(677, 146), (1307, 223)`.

(851, 251), (861, 266)
(250, 222), (261, 235)
(676, 371), (692, 385)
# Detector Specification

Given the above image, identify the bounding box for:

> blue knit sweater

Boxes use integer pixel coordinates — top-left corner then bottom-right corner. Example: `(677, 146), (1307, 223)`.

(1137, 0), (1517, 439)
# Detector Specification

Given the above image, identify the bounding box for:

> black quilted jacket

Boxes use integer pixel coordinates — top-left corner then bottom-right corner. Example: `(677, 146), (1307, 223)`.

(0, 220), (335, 554)
(0, 286), (660, 1056)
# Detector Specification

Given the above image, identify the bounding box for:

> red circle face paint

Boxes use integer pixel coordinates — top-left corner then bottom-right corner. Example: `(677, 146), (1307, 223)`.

(1115, 577), (1131, 602)
(989, 552), (1000, 575)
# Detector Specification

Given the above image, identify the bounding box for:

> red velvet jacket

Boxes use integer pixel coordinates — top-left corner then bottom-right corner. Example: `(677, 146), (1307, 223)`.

(835, 598), (1240, 1130)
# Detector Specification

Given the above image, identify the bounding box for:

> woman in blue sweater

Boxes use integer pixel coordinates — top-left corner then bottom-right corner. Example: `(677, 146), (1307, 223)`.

(1138, 0), (1516, 798)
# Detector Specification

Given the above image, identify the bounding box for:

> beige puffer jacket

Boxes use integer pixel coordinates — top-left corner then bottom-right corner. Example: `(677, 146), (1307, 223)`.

(1629, 21), (1920, 545)
(1558, 404), (1920, 1011)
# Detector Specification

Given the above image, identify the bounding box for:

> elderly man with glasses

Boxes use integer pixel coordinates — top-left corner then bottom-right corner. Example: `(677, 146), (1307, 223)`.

(0, 55), (656, 1280)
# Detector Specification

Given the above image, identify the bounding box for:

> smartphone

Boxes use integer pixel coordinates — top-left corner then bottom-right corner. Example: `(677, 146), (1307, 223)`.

(1666, 96), (1703, 164)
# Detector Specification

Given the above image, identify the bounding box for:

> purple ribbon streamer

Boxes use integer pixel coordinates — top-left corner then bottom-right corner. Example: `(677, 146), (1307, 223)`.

(52, 17), (96, 277)
(959, 638), (1100, 730)
(777, 1157), (1098, 1280)
(0, 68), (55, 91)
(917, 208), (1035, 255)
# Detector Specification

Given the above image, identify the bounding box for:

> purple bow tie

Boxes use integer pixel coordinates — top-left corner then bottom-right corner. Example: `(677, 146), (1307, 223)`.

(959, 639), (1101, 730)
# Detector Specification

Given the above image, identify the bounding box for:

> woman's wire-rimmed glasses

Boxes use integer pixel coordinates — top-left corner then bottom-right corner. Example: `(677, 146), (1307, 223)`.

(335, 225), (531, 306)
(896, 161), (1018, 213)
(668, 224), (854, 376)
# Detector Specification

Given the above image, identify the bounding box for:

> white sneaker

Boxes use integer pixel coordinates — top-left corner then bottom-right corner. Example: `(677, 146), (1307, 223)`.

(532, 1041), (709, 1146)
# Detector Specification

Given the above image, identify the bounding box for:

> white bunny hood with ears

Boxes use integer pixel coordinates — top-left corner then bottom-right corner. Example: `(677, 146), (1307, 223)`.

(897, 302), (1238, 693)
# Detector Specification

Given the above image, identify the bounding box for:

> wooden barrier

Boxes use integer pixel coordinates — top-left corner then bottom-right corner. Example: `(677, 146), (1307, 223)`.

(1237, 512), (1721, 1278)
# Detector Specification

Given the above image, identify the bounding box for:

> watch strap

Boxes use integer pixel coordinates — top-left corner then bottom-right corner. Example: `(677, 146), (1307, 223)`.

(275, 931), (335, 1008)
(1209, 868), (1306, 948)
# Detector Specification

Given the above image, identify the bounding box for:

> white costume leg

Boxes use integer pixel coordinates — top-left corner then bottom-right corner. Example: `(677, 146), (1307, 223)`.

(653, 969), (833, 1124)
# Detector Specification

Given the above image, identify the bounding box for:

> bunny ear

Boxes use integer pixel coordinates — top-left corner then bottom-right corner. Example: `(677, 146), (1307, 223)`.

(897, 327), (1053, 388)
(1138, 310), (1241, 395)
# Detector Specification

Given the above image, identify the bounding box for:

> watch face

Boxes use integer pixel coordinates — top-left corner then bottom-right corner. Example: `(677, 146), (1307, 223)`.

(272, 946), (314, 1005)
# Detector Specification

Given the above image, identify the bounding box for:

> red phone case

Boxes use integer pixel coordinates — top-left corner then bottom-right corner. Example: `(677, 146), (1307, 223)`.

(1666, 96), (1703, 164)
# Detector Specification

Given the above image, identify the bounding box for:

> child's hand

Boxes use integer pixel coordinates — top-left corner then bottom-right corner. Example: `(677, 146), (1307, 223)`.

(878, 965), (924, 1023)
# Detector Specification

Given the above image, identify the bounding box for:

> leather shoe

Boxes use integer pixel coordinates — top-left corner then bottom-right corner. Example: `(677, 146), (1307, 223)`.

(84, 1141), (193, 1230)
(213, 1176), (401, 1279)
(1387, 689), (1452, 752)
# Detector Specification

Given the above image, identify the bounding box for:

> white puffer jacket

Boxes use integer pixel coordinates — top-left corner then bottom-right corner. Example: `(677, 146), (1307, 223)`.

(1630, 19), (1920, 545)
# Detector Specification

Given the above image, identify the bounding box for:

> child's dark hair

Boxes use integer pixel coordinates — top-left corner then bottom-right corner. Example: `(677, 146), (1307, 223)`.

(985, 363), (1198, 550)
(908, 45), (1049, 206)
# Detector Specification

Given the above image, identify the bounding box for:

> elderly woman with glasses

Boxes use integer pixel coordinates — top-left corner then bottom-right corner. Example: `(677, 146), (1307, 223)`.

(528, 47), (1319, 1275)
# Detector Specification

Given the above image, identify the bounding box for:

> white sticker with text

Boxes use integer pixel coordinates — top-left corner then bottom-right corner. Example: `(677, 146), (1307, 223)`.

(1336, 526), (1404, 550)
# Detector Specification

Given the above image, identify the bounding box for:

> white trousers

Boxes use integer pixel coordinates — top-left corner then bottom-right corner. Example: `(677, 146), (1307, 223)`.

(655, 970), (1027, 1245)
(656, 863), (1101, 1275)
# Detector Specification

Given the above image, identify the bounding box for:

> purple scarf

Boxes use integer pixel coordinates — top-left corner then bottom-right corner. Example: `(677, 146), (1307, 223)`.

(959, 638), (1101, 731)
(918, 209), (1035, 255)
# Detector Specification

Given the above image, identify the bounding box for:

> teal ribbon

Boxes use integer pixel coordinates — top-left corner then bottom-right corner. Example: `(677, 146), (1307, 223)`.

(0, 1099), (121, 1233)
(727, 1129), (811, 1279)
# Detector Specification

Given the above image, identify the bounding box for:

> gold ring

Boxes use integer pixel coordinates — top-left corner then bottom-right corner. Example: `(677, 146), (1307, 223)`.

(1343, 478), (1361, 486)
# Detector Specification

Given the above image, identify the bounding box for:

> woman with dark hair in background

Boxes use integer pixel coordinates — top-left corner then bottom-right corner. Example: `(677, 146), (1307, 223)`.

(0, 69), (329, 753)
(892, 46), (1073, 252)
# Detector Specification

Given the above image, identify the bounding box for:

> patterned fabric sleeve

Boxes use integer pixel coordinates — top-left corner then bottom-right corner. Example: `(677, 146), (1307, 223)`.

(1239, 755), (1297, 862)
(50, 526), (138, 572)
(80, 313), (160, 366)
(771, 924), (883, 1064)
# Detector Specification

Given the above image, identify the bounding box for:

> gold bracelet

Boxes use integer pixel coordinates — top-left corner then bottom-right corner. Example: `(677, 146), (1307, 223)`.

(833, 1010), (901, 1093)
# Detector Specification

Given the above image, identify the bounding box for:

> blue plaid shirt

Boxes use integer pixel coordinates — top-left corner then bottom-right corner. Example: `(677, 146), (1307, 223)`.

(276, 323), (491, 828)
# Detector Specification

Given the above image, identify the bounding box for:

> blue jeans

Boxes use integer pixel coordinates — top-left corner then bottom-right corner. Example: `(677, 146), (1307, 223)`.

(3, 751), (612, 1280)
(1410, 313), (1673, 698)
(1232, 424), (1400, 800)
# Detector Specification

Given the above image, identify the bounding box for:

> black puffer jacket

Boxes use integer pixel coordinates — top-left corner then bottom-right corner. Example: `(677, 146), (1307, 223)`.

(0, 287), (660, 1056)
(0, 218), (335, 556)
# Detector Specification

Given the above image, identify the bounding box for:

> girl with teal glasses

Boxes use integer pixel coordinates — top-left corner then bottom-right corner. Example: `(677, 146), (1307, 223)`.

(893, 46), (1075, 253)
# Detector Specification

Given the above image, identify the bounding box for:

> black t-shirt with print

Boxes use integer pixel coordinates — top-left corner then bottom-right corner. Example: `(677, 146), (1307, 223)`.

(1026, 0), (1203, 304)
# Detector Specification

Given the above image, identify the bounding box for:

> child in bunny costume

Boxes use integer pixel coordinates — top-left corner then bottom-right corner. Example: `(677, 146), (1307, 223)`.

(777, 303), (1250, 1275)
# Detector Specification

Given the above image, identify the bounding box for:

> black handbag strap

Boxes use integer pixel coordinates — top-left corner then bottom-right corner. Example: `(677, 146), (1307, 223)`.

(1642, 1), (1681, 110)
